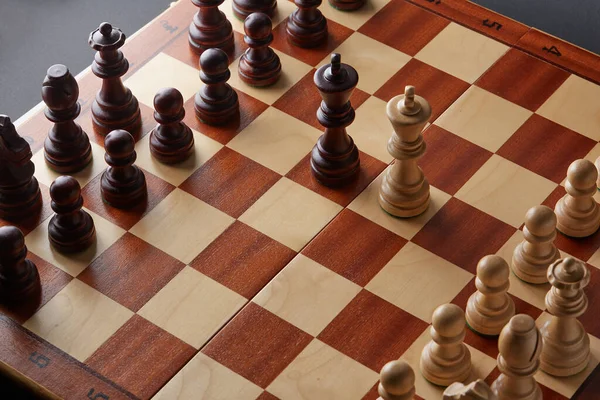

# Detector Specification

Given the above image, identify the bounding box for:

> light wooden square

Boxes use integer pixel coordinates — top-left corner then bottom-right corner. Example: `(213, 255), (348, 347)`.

(227, 107), (322, 175)
(415, 22), (509, 84)
(254, 254), (361, 336)
(139, 266), (246, 349)
(219, 0), (296, 34)
(319, 0), (390, 30)
(366, 243), (473, 323)
(154, 352), (263, 400)
(239, 178), (342, 251)
(348, 168), (451, 240)
(435, 85), (533, 152)
(455, 155), (556, 228)
(135, 129), (223, 186)
(267, 339), (379, 400)
(537, 74), (600, 141)
(317, 32), (411, 95)
(534, 312), (600, 398)
(347, 96), (393, 162)
(32, 142), (105, 188)
(228, 50), (312, 105)
(130, 189), (235, 264)
(25, 209), (126, 277)
(124, 52), (200, 108)
(23, 280), (133, 362)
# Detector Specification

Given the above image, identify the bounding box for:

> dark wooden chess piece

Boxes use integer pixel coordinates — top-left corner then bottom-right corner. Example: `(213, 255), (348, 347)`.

(89, 22), (141, 136)
(310, 53), (360, 187)
(232, 0), (277, 21)
(0, 115), (43, 221)
(195, 48), (240, 126)
(42, 64), (93, 173)
(238, 13), (281, 87)
(286, 0), (328, 48)
(329, 0), (364, 11)
(101, 130), (147, 209)
(48, 176), (96, 253)
(150, 88), (195, 164)
(0, 226), (40, 303)
(188, 0), (235, 55)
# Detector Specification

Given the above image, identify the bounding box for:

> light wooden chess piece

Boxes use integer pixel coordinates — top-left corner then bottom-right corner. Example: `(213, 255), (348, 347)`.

(420, 304), (471, 387)
(540, 257), (590, 376)
(512, 205), (560, 284)
(377, 360), (415, 400)
(443, 380), (497, 400)
(466, 255), (515, 336)
(595, 156), (600, 189)
(491, 314), (542, 400)
(379, 85), (431, 218)
(554, 159), (600, 237)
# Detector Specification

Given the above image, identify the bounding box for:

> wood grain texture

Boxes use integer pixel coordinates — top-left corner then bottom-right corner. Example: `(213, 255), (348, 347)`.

(257, 391), (281, 400)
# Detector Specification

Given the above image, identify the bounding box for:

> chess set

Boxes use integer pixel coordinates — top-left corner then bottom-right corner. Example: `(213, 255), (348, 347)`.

(1, 0), (600, 398)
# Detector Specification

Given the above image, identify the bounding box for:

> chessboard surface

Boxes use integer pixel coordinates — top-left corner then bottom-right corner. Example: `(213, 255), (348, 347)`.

(2, 0), (600, 399)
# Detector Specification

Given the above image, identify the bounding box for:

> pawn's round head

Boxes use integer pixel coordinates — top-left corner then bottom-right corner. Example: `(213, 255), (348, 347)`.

(200, 48), (230, 76)
(244, 12), (272, 39)
(99, 22), (113, 37)
(431, 303), (465, 337)
(0, 226), (25, 256)
(104, 129), (135, 158)
(498, 314), (541, 368)
(50, 175), (81, 206)
(154, 87), (184, 117)
(378, 360), (415, 396)
(476, 255), (509, 288)
(567, 159), (597, 191)
(524, 205), (557, 237)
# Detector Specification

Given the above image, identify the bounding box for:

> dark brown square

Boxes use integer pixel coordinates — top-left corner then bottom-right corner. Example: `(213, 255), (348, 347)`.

(573, 363), (600, 399)
(257, 391), (281, 400)
(374, 58), (470, 122)
(14, 111), (50, 154)
(476, 48), (570, 111)
(286, 151), (387, 207)
(497, 114), (596, 184)
(78, 233), (185, 311)
(81, 168), (175, 230)
(179, 147), (281, 218)
(273, 69), (371, 131)
(358, 0), (450, 56)
(412, 198), (516, 274)
(579, 264), (600, 338)
(303, 209), (407, 286)
(190, 221), (296, 299)
(318, 289), (428, 371)
(86, 314), (196, 399)
(202, 302), (313, 388)
(271, 17), (354, 66)
(421, 125), (493, 195)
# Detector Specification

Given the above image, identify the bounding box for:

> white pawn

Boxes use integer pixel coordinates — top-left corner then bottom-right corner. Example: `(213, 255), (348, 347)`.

(377, 360), (415, 400)
(512, 205), (560, 284)
(466, 255), (515, 336)
(420, 304), (471, 386)
(444, 380), (497, 400)
(491, 314), (542, 400)
(554, 159), (600, 237)
(540, 257), (591, 376)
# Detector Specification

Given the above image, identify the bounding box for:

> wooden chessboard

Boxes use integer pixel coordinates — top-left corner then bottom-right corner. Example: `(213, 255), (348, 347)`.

(2, 0), (600, 398)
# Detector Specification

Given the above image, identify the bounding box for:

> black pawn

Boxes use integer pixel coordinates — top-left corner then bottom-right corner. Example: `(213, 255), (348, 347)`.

(238, 13), (281, 87)
(232, 0), (277, 21)
(0, 226), (40, 303)
(195, 48), (240, 126)
(188, 0), (235, 55)
(150, 88), (195, 164)
(101, 130), (147, 209)
(286, 0), (328, 48)
(42, 64), (93, 173)
(48, 176), (96, 253)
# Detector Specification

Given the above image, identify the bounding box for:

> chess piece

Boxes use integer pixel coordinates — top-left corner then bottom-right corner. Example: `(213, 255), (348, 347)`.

(101, 130), (147, 209)
(238, 13), (281, 87)
(466, 255), (515, 336)
(0, 226), (40, 303)
(188, 0), (235, 55)
(554, 159), (600, 237)
(540, 257), (590, 377)
(377, 360), (415, 400)
(150, 88), (195, 164)
(491, 314), (542, 400)
(595, 156), (600, 189)
(420, 304), (472, 387)
(310, 53), (360, 186)
(89, 22), (141, 136)
(512, 205), (560, 284)
(48, 176), (96, 253)
(0, 115), (43, 221)
(379, 85), (431, 218)
(194, 48), (240, 125)
(232, 0), (277, 20)
(329, 0), (364, 11)
(444, 380), (497, 400)
(286, 0), (328, 48)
